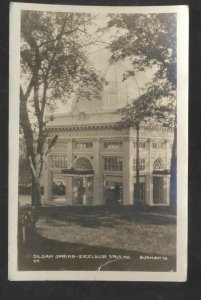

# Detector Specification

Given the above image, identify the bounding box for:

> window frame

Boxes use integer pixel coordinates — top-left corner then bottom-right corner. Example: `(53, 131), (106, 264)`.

(103, 157), (123, 172)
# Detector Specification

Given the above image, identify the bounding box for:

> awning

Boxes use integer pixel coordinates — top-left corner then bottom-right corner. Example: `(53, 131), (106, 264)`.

(153, 169), (170, 175)
(61, 168), (94, 177)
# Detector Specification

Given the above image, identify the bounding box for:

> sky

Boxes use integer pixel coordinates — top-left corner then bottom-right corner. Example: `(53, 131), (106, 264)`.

(54, 13), (155, 114)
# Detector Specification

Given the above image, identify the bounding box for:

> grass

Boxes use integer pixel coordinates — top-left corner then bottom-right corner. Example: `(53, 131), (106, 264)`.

(18, 206), (176, 271)
(37, 206), (176, 256)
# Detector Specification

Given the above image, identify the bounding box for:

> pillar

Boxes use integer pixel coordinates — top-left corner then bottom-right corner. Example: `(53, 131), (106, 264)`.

(123, 136), (133, 205)
(146, 138), (153, 205)
(65, 138), (73, 204)
(65, 177), (73, 204)
(44, 159), (53, 202)
(163, 175), (170, 205)
(93, 138), (104, 205)
(66, 138), (73, 168)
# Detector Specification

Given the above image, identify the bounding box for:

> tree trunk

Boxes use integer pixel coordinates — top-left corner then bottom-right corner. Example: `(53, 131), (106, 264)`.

(170, 126), (177, 213)
(31, 175), (41, 207)
(135, 124), (141, 205)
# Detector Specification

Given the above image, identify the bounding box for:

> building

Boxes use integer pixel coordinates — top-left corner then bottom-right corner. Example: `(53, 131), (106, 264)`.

(43, 63), (174, 206)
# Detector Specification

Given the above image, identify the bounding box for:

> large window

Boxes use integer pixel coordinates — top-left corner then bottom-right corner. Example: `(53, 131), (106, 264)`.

(104, 157), (123, 172)
(103, 141), (123, 150)
(52, 140), (67, 151)
(133, 158), (146, 171)
(74, 141), (93, 150)
(133, 141), (146, 149)
(51, 155), (67, 168)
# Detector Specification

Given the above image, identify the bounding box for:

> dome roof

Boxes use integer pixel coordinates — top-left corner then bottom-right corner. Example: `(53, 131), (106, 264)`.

(71, 61), (130, 115)
(102, 62), (129, 112)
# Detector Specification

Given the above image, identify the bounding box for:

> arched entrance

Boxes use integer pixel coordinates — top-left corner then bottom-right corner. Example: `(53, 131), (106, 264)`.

(73, 157), (93, 205)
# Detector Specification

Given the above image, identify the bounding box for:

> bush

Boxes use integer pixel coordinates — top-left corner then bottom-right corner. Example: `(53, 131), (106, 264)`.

(19, 185), (44, 195)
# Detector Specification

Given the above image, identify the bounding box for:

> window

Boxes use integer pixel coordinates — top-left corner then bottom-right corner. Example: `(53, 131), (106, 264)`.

(134, 141), (146, 149)
(133, 158), (146, 171)
(153, 141), (165, 149)
(74, 142), (93, 150)
(153, 158), (164, 170)
(52, 140), (67, 151)
(51, 155), (67, 168)
(104, 157), (123, 172)
(103, 141), (123, 150)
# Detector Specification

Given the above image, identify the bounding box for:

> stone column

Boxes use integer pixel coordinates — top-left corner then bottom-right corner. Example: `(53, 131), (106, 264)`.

(65, 138), (73, 204)
(146, 138), (153, 205)
(123, 136), (133, 205)
(67, 138), (73, 168)
(93, 138), (104, 205)
(161, 139), (170, 205)
(44, 157), (53, 202)
(65, 177), (73, 205)
(163, 175), (170, 205)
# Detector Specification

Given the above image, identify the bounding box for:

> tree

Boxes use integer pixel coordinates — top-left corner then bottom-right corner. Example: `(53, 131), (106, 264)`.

(108, 13), (176, 208)
(20, 11), (104, 207)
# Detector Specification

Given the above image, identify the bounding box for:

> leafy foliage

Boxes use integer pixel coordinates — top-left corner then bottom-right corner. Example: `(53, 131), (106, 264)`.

(108, 13), (177, 206)
(108, 13), (176, 127)
(20, 11), (104, 206)
(108, 13), (176, 89)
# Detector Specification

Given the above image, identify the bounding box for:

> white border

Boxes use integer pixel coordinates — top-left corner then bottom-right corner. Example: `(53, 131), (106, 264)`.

(9, 3), (188, 281)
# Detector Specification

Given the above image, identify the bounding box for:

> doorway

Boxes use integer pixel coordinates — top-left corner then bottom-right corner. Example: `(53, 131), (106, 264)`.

(153, 176), (164, 204)
(134, 182), (145, 204)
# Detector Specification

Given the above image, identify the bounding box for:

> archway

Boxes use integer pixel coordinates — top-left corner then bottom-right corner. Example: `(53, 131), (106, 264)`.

(74, 157), (93, 170)
(153, 158), (164, 170)
(73, 157), (93, 205)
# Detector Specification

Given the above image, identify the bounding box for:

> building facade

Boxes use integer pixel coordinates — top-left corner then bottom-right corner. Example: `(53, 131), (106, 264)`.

(43, 63), (174, 206)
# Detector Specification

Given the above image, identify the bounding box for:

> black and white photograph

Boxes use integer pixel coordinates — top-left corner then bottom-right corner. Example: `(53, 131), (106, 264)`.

(9, 3), (188, 281)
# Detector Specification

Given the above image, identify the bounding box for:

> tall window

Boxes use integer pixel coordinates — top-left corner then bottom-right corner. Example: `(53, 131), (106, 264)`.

(153, 141), (166, 149)
(104, 157), (123, 172)
(133, 158), (146, 171)
(51, 155), (67, 168)
(103, 141), (123, 150)
(74, 141), (93, 150)
(134, 141), (146, 148)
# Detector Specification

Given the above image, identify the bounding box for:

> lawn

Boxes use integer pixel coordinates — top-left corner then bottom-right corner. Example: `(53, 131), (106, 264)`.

(37, 206), (176, 256)
(18, 206), (176, 271)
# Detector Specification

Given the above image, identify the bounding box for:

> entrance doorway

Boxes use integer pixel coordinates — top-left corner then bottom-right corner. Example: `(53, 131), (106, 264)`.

(72, 157), (93, 205)
(52, 177), (66, 203)
(134, 182), (145, 204)
(104, 181), (123, 206)
(153, 176), (164, 204)
(73, 176), (93, 205)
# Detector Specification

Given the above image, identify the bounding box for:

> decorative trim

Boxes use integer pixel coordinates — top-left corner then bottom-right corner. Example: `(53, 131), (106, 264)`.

(46, 123), (173, 133)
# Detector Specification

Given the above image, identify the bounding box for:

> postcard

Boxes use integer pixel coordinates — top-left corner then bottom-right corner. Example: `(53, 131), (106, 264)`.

(9, 3), (188, 281)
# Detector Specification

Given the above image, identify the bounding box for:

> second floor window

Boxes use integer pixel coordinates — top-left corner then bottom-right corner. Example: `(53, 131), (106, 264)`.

(133, 158), (146, 171)
(104, 157), (123, 172)
(133, 141), (146, 148)
(153, 141), (166, 149)
(74, 142), (93, 150)
(103, 141), (123, 150)
(50, 155), (67, 168)
(52, 140), (67, 151)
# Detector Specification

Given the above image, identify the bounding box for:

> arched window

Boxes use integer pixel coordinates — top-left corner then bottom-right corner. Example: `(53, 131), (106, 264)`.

(75, 157), (93, 170)
(153, 158), (164, 170)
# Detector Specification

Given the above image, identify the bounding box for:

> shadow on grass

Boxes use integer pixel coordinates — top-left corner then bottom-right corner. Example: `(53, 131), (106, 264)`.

(18, 230), (176, 272)
(38, 206), (176, 229)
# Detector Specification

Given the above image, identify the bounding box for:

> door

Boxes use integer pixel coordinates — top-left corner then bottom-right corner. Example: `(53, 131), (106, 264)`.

(153, 176), (163, 204)
(134, 183), (145, 204)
